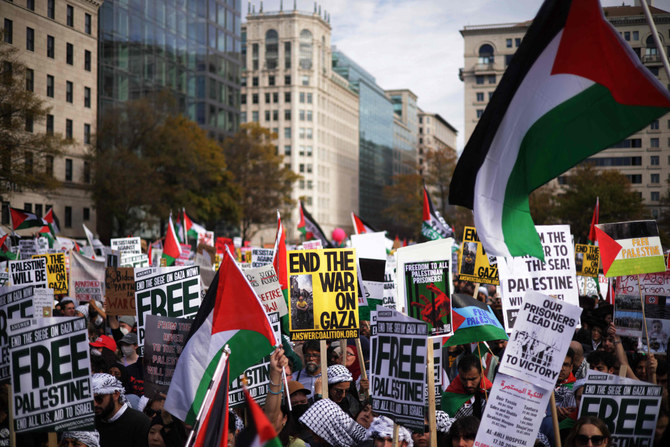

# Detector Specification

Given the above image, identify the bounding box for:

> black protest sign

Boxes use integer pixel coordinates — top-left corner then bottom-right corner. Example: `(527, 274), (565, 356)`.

(143, 315), (193, 398)
(10, 317), (94, 433)
(0, 286), (35, 383)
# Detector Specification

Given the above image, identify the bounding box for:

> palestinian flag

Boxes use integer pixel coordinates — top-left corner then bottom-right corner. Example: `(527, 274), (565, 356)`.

(445, 294), (507, 346)
(441, 372), (493, 416)
(351, 213), (377, 235)
(595, 220), (665, 277)
(40, 208), (59, 237)
(191, 357), (231, 447)
(297, 201), (332, 248)
(184, 209), (207, 240)
(10, 207), (48, 231)
(272, 211), (290, 333)
(162, 215), (182, 266)
(236, 387), (282, 447)
(448, 0), (670, 260)
(588, 197), (600, 244)
(422, 185), (453, 240)
(164, 247), (278, 425)
(0, 234), (17, 260)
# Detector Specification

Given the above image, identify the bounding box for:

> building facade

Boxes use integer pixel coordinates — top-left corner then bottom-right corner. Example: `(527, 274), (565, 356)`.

(97, 0), (242, 142)
(460, 3), (670, 219)
(385, 89), (419, 178)
(417, 110), (457, 176)
(1, 0), (102, 238)
(241, 5), (359, 240)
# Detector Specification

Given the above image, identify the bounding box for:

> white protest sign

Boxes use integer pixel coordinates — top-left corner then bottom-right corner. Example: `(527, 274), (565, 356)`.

(0, 286), (35, 382)
(73, 280), (103, 304)
(10, 317), (94, 433)
(134, 266), (201, 353)
(19, 239), (38, 259)
(498, 291), (581, 390)
(69, 251), (106, 303)
(110, 237), (142, 255)
(370, 308), (427, 431)
(498, 225), (578, 332)
(351, 232), (387, 303)
(244, 264), (288, 320)
(121, 253), (149, 267)
(383, 257), (396, 309)
(9, 258), (48, 288)
(251, 248), (274, 268)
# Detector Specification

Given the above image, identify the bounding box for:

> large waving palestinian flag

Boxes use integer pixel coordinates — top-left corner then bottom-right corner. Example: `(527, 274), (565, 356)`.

(297, 201), (332, 248)
(445, 293), (507, 346)
(164, 247), (278, 425)
(449, 0), (670, 260)
(10, 208), (48, 231)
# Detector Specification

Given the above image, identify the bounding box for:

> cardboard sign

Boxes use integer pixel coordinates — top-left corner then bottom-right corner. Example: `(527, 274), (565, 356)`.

(10, 317), (94, 433)
(595, 220), (665, 277)
(287, 248), (359, 341)
(574, 244), (600, 277)
(32, 253), (68, 294)
(142, 315), (193, 398)
(404, 259), (452, 337)
(370, 309), (427, 431)
(9, 258), (48, 288)
(498, 291), (581, 390)
(458, 226), (499, 285)
(498, 225), (578, 332)
(0, 286), (35, 383)
(105, 267), (136, 316)
(251, 248), (274, 268)
(110, 237), (142, 255)
(579, 371), (662, 446)
(134, 266), (201, 351)
(73, 280), (102, 304)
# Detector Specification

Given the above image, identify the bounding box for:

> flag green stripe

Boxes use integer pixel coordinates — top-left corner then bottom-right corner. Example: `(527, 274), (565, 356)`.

(446, 325), (507, 346)
(605, 256), (666, 277)
(502, 84), (669, 258)
(162, 254), (176, 266)
(441, 392), (472, 416)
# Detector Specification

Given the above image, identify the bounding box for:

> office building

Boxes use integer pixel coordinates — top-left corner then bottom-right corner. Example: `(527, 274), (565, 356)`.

(418, 110), (457, 176)
(385, 88), (419, 177)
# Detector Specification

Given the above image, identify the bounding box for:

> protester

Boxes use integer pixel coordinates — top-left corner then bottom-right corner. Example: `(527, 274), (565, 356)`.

(445, 416), (479, 447)
(60, 297), (77, 317)
(146, 411), (186, 447)
(58, 431), (101, 447)
(354, 399), (373, 429)
(564, 416), (611, 447)
(570, 341), (588, 380)
(442, 354), (492, 419)
(366, 416), (412, 447)
(299, 399), (367, 447)
(91, 373), (151, 447)
(326, 364), (360, 418)
(587, 351), (616, 374)
(90, 335), (118, 370)
(117, 332), (144, 396)
(295, 340), (322, 396)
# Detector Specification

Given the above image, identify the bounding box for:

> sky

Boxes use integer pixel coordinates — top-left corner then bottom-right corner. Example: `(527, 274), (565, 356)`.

(243, 0), (670, 150)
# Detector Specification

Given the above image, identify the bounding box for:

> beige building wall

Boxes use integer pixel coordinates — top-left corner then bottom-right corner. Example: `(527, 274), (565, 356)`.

(2, 0), (101, 238)
(461, 5), (670, 219)
(242, 8), (359, 243)
(418, 110), (457, 176)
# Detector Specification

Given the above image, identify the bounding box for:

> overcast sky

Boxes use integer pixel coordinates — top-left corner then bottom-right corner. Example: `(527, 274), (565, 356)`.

(243, 0), (670, 150)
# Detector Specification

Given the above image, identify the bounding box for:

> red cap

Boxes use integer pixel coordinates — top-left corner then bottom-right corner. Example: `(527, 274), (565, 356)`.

(90, 335), (117, 352)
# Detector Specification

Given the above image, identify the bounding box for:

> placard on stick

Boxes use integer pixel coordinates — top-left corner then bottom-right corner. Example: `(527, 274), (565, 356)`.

(105, 267), (136, 316)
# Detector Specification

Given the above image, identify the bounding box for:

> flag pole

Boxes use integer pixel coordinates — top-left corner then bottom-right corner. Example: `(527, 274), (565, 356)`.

(355, 338), (369, 399)
(185, 345), (231, 447)
(640, 0), (670, 80)
(426, 340), (437, 447)
(636, 275), (652, 354)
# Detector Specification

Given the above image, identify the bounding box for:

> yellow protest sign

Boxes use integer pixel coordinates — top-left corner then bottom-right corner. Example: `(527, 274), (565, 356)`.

(32, 252), (68, 294)
(287, 248), (359, 341)
(458, 226), (499, 285)
(575, 244), (599, 277)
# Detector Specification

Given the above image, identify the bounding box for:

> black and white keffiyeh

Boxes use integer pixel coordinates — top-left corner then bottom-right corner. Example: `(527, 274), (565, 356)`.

(91, 373), (126, 402)
(327, 364), (353, 385)
(435, 411), (455, 434)
(299, 399), (366, 447)
(61, 431), (100, 447)
(367, 416), (413, 447)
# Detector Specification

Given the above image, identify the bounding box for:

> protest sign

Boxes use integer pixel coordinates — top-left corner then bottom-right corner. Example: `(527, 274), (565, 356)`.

(175, 244), (193, 266)
(251, 248), (274, 268)
(120, 253), (150, 267)
(474, 372), (551, 447)
(579, 371), (662, 446)
(302, 240), (323, 250)
(105, 267), (136, 316)
(498, 225), (578, 332)
(575, 244), (600, 277)
(19, 239), (38, 259)
(110, 237), (142, 255)
(287, 248), (359, 341)
(69, 251), (106, 303)
(198, 231), (214, 247)
(134, 266), (201, 351)
(244, 264), (288, 321)
(143, 315), (193, 398)
(370, 309), (427, 431)
(10, 317), (94, 433)
(32, 253), (68, 294)
(458, 227), (499, 285)
(404, 259), (452, 337)
(1, 286), (35, 383)
(32, 288), (54, 317)
(351, 232), (387, 305)
(382, 258), (396, 309)
(73, 280), (103, 304)
(9, 258), (48, 288)
(595, 220), (666, 277)
(0, 271), (8, 287)
(498, 291), (581, 390)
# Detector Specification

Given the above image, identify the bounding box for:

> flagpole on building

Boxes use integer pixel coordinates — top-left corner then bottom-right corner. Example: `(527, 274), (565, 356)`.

(640, 0), (670, 80)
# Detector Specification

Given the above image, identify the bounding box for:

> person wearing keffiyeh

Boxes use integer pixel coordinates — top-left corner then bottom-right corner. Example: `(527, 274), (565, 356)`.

(299, 399), (367, 447)
(59, 431), (100, 447)
(366, 416), (413, 447)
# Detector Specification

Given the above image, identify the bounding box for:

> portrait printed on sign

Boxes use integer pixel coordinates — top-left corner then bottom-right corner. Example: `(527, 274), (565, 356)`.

(290, 273), (314, 330)
(460, 242), (478, 276)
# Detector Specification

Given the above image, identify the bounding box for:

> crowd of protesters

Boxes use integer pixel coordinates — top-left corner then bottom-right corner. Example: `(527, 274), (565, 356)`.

(7, 275), (670, 447)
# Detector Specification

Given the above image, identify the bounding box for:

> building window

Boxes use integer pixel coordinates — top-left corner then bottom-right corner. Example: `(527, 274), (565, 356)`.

(27, 0), (34, 11)
(25, 114), (33, 132)
(475, 75), (484, 85)
(652, 191), (660, 201)
(24, 152), (33, 175)
(252, 94), (258, 104)
(48, 0), (55, 19)
(84, 86), (91, 107)
(285, 109), (291, 120)
(83, 207), (90, 221)
(65, 119), (73, 139)
(285, 92), (291, 103)
(84, 161), (91, 183)
(624, 31), (630, 41)
(252, 77), (259, 86)
(65, 206), (72, 228)
(66, 81), (73, 103)
(633, 31), (639, 41)
(24, 203), (33, 213)
(264, 111), (271, 121)
(478, 44), (494, 64)
(85, 13), (92, 34)
(299, 92), (305, 103)
(265, 29), (278, 69)
(26, 27), (34, 51)
(273, 92), (278, 103)
(35, 204), (42, 218)
(3, 19), (12, 44)
(651, 155), (660, 165)
(627, 174), (642, 184)
(272, 110), (278, 121)
(265, 93), (271, 104)
(506, 38), (512, 48)
(651, 173), (660, 183)
(306, 110), (312, 121)
(284, 127), (291, 138)
(651, 119), (659, 130)
(269, 75), (275, 86)
(47, 35), (54, 58)
(66, 43), (73, 65)
(299, 29), (313, 69)
(46, 156), (53, 176)
(67, 5), (74, 27)
(84, 50), (91, 71)
(46, 74), (54, 97)
(651, 137), (660, 148)
(476, 92), (484, 102)
(515, 38), (521, 47)
(252, 111), (259, 122)
(252, 43), (259, 70)
(285, 75), (291, 85)
(302, 76), (310, 86)
(65, 159), (73, 181)
(505, 54), (513, 67)
(307, 93), (312, 104)
(299, 110), (305, 121)
(25, 68), (33, 91)
(476, 109), (484, 118)
(84, 123), (90, 144)
(284, 41), (291, 69)
(241, 94), (246, 105)
(488, 75), (496, 84)
(46, 114), (53, 134)
(284, 145), (291, 155)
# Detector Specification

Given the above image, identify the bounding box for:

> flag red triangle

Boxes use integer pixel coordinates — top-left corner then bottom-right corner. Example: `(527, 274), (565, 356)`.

(594, 226), (622, 275)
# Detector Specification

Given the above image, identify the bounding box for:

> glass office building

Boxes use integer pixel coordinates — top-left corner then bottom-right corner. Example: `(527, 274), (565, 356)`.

(332, 49), (394, 227)
(98, 0), (242, 140)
